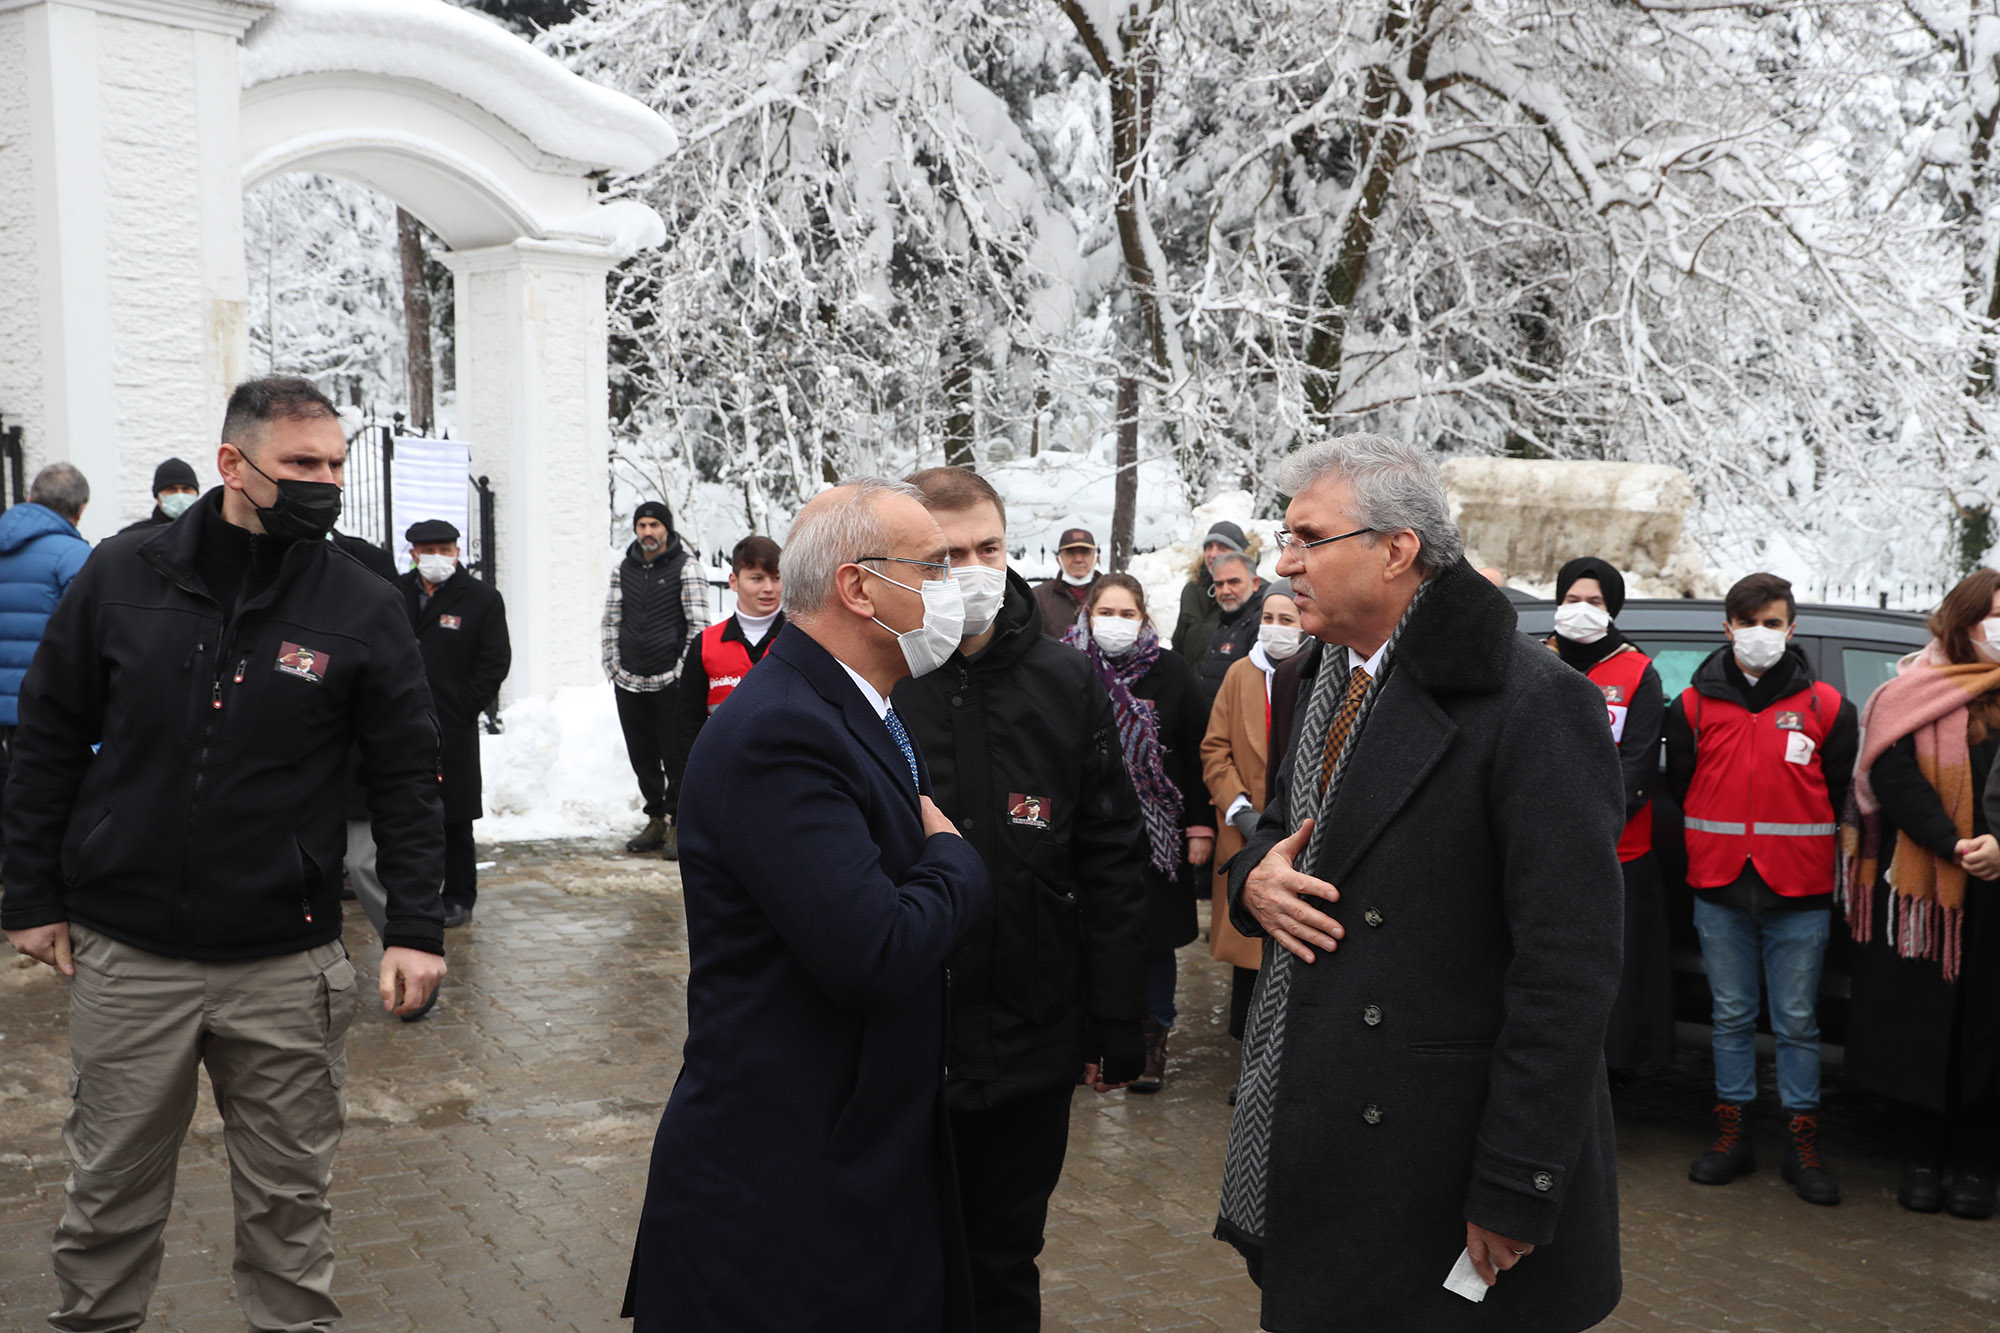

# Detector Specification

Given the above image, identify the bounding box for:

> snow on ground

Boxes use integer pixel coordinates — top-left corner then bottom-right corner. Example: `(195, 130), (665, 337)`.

(480, 687), (646, 842)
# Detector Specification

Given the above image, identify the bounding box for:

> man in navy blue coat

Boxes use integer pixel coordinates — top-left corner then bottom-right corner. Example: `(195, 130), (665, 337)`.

(623, 478), (991, 1331)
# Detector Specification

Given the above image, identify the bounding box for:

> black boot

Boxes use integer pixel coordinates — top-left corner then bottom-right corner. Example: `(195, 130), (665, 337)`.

(626, 817), (666, 853)
(1781, 1112), (1841, 1206)
(1899, 1163), (1946, 1213)
(1128, 1018), (1167, 1093)
(1947, 1171), (1997, 1220)
(1689, 1102), (1756, 1184)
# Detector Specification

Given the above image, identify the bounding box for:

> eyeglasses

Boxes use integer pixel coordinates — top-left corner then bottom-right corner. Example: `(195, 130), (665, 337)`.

(857, 555), (952, 580)
(1275, 526), (1376, 552)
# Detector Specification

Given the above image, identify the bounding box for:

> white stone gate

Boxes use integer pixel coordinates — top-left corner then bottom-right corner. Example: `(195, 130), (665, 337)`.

(0, 0), (674, 698)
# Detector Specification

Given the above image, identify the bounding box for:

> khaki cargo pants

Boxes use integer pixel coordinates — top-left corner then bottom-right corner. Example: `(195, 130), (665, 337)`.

(52, 925), (358, 1333)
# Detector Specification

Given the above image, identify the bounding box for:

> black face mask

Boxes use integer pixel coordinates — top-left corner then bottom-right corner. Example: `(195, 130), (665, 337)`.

(243, 456), (342, 543)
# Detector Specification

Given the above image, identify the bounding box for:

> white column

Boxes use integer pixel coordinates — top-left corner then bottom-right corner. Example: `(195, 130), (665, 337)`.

(0, 0), (265, 540)
(442, 239), (616, 701)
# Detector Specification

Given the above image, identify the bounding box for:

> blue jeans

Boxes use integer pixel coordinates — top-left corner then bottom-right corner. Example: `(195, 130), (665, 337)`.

(1147, 949), (1178, 1028)
(1692, 896), (1830, 1111)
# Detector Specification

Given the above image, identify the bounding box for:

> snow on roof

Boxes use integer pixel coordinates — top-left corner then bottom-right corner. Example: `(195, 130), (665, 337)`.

(242, 0), (678, 176)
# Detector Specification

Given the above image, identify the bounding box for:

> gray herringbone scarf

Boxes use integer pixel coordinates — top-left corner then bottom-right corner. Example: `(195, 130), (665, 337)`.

(1217, 579), (1430, 1242)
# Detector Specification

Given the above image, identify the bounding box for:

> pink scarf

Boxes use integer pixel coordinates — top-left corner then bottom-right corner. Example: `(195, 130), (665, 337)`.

(1841, 643), (2000, 981)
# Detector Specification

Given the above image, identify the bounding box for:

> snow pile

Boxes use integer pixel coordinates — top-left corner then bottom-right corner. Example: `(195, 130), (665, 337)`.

(480, 686), (643, 841)
(242, 0), (679, 174)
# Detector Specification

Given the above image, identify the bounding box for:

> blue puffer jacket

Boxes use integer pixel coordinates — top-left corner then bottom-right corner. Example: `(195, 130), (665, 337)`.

(0, 503), (90, 726)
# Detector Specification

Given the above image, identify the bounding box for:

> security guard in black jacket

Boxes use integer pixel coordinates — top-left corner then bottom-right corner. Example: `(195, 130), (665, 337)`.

(891, 467), (1149, 1333)
(400, 518), (512, 925)
(0, 376), (445, 1331)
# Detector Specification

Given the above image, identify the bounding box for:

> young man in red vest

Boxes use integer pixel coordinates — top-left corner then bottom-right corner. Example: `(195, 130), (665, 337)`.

(665, 535), (783, 843)
(1665, 572), (1858, 1205)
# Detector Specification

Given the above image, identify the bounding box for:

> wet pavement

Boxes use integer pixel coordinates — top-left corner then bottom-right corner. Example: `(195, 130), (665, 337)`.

(1, 837), (1997, 1330)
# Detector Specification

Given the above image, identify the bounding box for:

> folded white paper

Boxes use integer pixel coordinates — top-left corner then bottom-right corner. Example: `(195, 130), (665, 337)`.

(1443, 1248), (1490, 1303)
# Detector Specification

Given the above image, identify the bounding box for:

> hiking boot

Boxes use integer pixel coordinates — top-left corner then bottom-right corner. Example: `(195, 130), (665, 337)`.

(1899, 1164), (1946, 1214)
(1128, 1018), (1168, 1094)
(1689, 1102), (1756, 1184)
(1781, 1112), (1841, 1206)
(661, 823), (679, 862)
(626, 817), (666, 854)
(1947, 1171), (1997, 1220)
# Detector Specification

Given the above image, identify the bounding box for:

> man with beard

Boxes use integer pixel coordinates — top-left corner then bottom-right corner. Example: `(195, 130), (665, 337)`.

(603, 500), (712, 860)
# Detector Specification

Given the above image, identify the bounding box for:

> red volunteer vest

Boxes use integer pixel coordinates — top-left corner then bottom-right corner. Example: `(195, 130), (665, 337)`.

(1679, 678), (1843, 897)
(700, 621), (757, 715)
(1588, 648), (1654, 862)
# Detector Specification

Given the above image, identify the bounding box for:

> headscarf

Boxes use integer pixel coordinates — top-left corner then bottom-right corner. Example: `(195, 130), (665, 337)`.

(1840, 641), (2000, 981)
(1550, 556), (1632, 672)
(1063, 618), (1182, 876)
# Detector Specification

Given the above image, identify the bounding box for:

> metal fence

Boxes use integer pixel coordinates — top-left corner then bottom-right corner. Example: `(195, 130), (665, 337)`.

(343, 412), (496, 586)
(1799, 582), (1952, 613)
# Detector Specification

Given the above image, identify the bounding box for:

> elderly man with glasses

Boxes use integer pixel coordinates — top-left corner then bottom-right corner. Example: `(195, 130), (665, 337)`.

(1216, 434), (1626, 1332)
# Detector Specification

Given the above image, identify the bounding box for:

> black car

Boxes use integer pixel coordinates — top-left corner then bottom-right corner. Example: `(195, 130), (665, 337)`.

(1513, 597), (1933, 1046)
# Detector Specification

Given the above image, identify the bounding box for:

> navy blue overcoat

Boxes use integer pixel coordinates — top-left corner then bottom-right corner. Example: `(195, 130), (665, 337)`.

(624, 625), (990, 1330)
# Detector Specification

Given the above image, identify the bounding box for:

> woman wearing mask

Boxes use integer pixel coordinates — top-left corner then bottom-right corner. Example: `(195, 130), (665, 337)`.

(1546, 558), (1673, 1076)
(1844, 568), (2000, 1219)
(1065, 575), (1214, 1092)
(1200, 584), (1305, 1084)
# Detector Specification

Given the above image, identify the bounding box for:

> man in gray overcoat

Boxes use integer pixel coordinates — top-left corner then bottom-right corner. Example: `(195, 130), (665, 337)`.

(1217, 433), (1626, 1332)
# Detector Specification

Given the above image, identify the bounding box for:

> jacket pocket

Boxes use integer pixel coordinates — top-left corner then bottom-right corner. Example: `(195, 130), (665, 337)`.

(1024, 842), (1082, 1026)
(61, 807), (113, 887)
(1408, 1037), (1497, 1058)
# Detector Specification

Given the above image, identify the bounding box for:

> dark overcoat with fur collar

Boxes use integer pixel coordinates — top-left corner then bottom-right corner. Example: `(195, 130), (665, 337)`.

(1225, 559), (1625, 1333)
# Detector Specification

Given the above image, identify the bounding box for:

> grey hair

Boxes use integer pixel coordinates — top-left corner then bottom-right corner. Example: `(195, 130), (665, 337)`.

(1211, 550), (1258, 580)
(29, 462), (89, 522)
(1276, 433), (1463, 574)
(781, 477), (927, 618)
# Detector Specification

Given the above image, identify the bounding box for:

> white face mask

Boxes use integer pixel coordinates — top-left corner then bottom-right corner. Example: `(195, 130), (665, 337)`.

(159, 492), (198, 520)
(1092, 614), (1142, 657)
(1258, 623), (1303, 660)
(1060, 568), (1096, 587)
(864, 567), (966, 678)
(1553, 601), (1612, 644)
(415, 554), (457, 585)
(1731, 625), (1788, 674)
(952, 564), (1006, 638)
(1977, 619), (2000, 664)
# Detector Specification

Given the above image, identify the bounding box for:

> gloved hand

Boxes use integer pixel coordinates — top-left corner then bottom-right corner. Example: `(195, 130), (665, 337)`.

(1230, 805), (1262, 841)
(1087, 1018), (1146, 1087)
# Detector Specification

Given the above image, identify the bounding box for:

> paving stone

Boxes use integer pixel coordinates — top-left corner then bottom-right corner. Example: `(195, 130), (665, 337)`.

(2, 834), (1998, 1329)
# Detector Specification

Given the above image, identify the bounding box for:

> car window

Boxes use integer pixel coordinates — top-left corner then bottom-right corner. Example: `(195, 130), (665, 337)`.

(1631, 640), (1712, 701)
(1840, 646), (1905, 706)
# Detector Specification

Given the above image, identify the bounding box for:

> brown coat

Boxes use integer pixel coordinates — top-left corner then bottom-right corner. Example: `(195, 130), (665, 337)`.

(1201, 652), (1271, 969)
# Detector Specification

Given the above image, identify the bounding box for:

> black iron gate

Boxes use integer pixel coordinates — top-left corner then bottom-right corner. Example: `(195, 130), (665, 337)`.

(343, 412), (497, 586)
(0, 413), (26, 510)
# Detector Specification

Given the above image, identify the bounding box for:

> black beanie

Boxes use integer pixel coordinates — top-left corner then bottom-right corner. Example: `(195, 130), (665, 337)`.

(152, 458), (198, 495)
(1554, 556), (1627, 619)
(634, 500), (674, 534)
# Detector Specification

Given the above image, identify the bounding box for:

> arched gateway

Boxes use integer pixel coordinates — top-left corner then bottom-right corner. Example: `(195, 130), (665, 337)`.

(0, 0), (674, 697)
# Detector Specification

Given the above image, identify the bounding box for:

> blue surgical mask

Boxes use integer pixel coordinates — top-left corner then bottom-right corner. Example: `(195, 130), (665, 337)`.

(160, 492), (198, 520)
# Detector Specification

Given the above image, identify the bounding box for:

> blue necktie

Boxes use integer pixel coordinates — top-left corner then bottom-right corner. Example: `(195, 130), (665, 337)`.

(883, 707), (920, 791)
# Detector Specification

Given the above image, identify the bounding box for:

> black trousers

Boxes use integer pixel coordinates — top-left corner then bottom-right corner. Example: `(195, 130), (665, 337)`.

(950, 1082), (1074, 1332)
(443, 821), (477, 909)
(614, 684), (678, 820)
